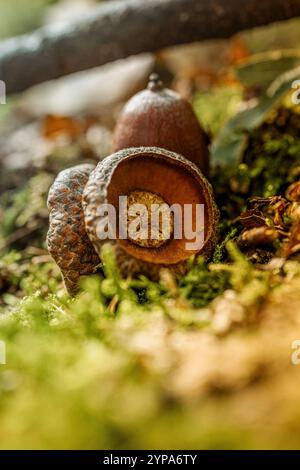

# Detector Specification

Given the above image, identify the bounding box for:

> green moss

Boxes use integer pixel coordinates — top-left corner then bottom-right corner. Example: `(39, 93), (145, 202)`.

(211, 107), (300, 226)
(179, 257), (230, 308)
(0, 241), (298, 449)
(243, 126), (300, 198)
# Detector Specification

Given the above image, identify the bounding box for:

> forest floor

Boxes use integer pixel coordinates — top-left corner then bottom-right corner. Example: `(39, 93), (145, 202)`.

(0, 9), (300, 442)
(1, 64), (300, 449)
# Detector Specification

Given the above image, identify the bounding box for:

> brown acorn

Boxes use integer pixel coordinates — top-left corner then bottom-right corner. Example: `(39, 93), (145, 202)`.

(83, 147), (218, 279)
(113, 74), (210, 175)
(47, 164), (100, 294)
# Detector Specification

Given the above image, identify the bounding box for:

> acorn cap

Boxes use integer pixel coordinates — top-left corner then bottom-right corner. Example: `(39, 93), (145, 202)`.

(83, 147), (218, 278)
(113, 74), (210, 176)
(47, 164), (100, 294)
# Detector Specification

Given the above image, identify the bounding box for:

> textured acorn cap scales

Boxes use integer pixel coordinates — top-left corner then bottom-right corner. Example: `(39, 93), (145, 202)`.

(82, 147), (218, 279)
(47, 164), (100, 294)
(113, 74), (210, 176)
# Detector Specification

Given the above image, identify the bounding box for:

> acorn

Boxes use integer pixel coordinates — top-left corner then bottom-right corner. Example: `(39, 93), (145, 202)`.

(83, 147), (218, 279)
(113, 74), (210, 175)
(47, 164), (100, 294)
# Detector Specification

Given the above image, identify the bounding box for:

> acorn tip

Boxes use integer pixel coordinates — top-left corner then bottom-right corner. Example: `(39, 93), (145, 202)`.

(148, 73), (164, 91)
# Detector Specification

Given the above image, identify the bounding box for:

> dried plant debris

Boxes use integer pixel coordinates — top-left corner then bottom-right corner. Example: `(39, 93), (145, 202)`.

(212, 106), (300, 260)
(232, 187), (300, 261)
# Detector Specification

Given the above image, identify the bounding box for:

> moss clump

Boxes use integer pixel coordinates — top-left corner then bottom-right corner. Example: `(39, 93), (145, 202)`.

(242, 107), (300, 198)
(178, 257), (230, 308)
(0, 243), (299, 449)
(211, 106), (300, 242)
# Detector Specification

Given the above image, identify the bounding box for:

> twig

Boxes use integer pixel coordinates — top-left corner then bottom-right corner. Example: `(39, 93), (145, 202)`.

(1, 0), (300, 94)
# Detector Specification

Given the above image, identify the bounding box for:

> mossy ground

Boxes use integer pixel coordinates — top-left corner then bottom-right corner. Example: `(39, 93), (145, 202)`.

(1, 100), (300, 449)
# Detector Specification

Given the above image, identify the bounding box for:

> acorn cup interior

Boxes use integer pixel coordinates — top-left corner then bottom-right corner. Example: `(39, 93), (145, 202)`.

(88, 147), (218, 266)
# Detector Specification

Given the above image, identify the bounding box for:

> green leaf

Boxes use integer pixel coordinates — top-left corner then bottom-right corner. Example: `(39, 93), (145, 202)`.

(235, 49), (300, 90)
(212, 65), (300, 166)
